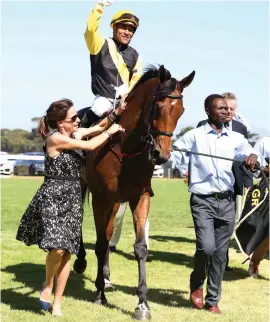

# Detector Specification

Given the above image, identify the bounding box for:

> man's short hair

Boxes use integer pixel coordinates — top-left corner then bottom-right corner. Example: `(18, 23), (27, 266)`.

(222, 92), (237, 100)
(204, 94), (224, 110)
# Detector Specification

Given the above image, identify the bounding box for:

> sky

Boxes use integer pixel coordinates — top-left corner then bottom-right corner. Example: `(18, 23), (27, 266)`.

(1, 0), (269, 136)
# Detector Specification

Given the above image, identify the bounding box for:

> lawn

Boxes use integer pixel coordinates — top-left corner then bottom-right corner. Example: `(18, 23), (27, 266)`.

(1, 177), (269, 321)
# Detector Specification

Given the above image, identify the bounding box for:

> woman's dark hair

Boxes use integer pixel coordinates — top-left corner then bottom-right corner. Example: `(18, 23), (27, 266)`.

(38, 98), (73, 138)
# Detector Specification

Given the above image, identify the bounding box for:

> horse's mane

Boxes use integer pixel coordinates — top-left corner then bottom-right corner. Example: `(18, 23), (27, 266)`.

(129, 65), (173, 98)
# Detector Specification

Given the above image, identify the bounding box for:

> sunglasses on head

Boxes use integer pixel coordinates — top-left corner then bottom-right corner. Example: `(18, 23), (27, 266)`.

(64, 114), (78, 122)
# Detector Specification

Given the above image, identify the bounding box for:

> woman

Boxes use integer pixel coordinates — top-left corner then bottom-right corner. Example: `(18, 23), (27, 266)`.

(16, 98), (125, 316)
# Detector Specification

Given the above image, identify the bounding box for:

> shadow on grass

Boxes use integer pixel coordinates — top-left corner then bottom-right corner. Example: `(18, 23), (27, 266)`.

(83, 242), (95, 251)
(150, 235), (196, 244)
(116, 283), (191, 308)
(223, 266), (269, 282)
(87, 277), (191, 309)
(1, 262), (192, 317)
(1, 263), (94, 313)
(115, 248), (194, 268)
(114, 248), (263, 281)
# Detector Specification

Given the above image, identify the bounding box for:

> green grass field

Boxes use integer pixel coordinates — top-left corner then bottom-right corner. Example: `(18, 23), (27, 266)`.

(1, 177), (269, 321)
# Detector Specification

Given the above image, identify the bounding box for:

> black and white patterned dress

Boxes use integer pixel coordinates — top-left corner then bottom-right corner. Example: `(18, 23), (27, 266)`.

(16, 132), (84, 255)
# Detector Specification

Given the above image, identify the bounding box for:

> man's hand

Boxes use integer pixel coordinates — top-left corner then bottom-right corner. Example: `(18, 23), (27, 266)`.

(263, 164), (269, 177)
(243, 153), (258, 171)
(98, 0), (114, 7)
(115, 94), (128, 115)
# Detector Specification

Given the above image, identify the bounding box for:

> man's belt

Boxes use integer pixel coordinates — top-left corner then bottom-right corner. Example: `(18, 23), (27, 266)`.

(197, 190), (234, 200)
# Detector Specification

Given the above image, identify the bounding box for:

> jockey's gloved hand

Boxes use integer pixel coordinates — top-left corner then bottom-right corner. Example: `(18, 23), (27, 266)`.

(114, 83), (129, 98)
(98, 0), (114, 7)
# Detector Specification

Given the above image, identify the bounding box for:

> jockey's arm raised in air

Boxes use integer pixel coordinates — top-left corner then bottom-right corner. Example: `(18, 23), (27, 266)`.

(84, 2), (105, 56)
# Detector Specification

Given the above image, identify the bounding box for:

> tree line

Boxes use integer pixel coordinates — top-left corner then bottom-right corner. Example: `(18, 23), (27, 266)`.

(1, 121), (260, 154)
(1, 118), (43, 154)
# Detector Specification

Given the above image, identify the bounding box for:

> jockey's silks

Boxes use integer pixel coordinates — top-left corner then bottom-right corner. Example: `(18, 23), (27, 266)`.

(84, 3), (142, 99)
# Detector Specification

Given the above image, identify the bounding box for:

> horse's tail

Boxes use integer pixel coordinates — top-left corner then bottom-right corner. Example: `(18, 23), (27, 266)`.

(73, 181), (88, 274)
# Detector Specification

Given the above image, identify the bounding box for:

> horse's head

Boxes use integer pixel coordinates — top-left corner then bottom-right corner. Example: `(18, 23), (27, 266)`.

(146, 65), (195, 165)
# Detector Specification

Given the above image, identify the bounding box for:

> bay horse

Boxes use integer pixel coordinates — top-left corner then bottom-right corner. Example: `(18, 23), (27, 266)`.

(75, 65), (195, 319)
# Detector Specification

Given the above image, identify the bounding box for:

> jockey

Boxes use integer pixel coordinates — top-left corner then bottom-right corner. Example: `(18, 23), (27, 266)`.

(82, 0), (142, 126)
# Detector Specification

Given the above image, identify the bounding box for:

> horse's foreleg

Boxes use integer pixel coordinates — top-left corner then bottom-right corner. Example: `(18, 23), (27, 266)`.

(74, 181), (88, 274)
(130, 192), (151, 320)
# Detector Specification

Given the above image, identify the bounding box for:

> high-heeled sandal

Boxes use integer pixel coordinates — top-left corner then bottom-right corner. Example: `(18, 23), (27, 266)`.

(40, 282), (51, 311)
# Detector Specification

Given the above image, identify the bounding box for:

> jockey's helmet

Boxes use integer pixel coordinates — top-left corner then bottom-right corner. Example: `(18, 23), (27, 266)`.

(110, 10), (139, 30)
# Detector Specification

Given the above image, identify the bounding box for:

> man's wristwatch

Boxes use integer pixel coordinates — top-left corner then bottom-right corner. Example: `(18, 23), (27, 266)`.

(108, 111), (117, 122)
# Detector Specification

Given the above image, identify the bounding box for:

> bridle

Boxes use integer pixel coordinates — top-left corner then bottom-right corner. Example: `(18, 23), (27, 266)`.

(109, 81), (183, 160)
(144, 92), (183, 142)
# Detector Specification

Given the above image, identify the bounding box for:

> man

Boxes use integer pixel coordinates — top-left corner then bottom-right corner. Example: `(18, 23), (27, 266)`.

(197, 93), (252, 196)
(197, 92), (253, 271)
(222, 92), (251, 132)
(170, 94), (259, 314)
(83, 0), (142, 126)
(248, 136), (269, 278)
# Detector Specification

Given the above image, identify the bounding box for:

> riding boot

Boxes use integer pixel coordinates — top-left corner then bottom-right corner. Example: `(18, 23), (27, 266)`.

(80, 109), (101, 128)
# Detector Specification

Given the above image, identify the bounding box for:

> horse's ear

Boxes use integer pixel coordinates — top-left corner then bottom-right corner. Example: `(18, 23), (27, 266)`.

(179, 70), (195, 90)
(158, 65), (171, 84)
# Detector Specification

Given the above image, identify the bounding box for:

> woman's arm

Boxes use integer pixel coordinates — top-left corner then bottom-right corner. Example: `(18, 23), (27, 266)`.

(47, 124), (124, 157)
(76, 95), (128, 139)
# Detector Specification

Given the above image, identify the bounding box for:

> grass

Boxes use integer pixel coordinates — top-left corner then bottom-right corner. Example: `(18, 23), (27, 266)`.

(1, 177), (269, 322)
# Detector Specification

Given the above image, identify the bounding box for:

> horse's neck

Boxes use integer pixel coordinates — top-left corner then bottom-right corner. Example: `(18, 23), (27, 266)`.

(120, 80), (157, 134)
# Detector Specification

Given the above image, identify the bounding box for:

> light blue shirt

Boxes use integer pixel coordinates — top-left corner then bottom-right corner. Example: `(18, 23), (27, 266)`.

(170, 123), (257, 195)
(254, 137), (270, 160)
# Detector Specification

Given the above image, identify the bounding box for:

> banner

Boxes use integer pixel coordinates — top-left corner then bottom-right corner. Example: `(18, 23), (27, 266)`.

(234, 177), (269, 256)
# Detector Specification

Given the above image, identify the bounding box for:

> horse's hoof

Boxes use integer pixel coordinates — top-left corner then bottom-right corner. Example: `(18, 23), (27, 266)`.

(104, 278), (114, 290)
(133, 309), (151, 320)
(73, 258), (87, 274)
(94, 292), (107, 306)
(94, 297), (108, 306)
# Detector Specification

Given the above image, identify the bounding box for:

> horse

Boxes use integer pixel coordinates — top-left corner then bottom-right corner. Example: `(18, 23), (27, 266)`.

(75, 65), (195, 320)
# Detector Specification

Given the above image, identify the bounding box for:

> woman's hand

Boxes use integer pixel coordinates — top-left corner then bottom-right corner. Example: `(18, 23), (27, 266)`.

(107, 124), (125, 136)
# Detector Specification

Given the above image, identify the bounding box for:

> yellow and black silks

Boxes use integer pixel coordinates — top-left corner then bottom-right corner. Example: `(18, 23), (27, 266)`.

(84, 3), (142, 99)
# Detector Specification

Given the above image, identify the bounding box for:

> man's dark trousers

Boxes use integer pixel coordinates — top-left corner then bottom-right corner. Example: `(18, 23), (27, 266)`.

(190, 193), (236, 306)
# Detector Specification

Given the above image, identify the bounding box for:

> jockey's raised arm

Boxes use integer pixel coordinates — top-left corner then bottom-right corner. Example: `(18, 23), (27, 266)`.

(84, 2), (105, 56)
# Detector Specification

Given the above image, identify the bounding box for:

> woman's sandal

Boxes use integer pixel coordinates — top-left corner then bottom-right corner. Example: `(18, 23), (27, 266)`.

(39, 282), (51, 311)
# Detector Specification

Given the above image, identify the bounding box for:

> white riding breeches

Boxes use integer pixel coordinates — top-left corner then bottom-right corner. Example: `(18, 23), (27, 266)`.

(109, 202), (150, 249)
(91, 95), (116, 117)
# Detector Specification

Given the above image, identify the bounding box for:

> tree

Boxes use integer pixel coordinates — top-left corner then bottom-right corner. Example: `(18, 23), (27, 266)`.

(1, 118), (43, 153)
(172, 126), (194, 145)
(248, 132), (260, 147)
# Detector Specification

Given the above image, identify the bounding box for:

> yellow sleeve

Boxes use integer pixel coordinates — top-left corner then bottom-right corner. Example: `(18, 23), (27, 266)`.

(128, 55), (143, 92)
(84, 3), (106, 55)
